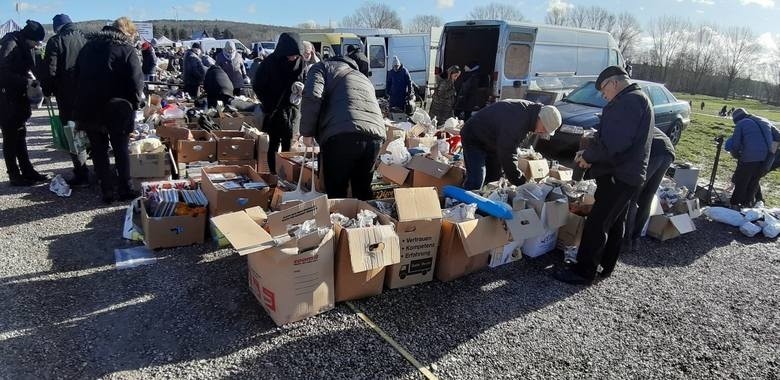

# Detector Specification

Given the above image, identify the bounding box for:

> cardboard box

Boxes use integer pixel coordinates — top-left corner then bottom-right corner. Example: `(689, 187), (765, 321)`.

(528, 192), (570, 230)
(329, 199), (401, 302)
(131, 177), (171, 191)
(177, 131), (217, 163)
(275, 152), (305, 183)
(672, 166), (700, 192)
(377, 163), (411, 186)
(244, 128), (271, 174)
(673, 198), (703, 219)
(201, 165), (274, 216)
(505, 209), (545, 243)
(406, 136), (437, 149)
(518, 158), (550, 181)
(557, 212), (587, 249)
(522, 228), (558, 258)
(301, 163), (325, 192)
(220, 159), (258, 171)
(366, 188), (443, 289)
(140, 199), (206, 249)
(488, 241), (523, 268)
(436, 216), (509, 281)
(406, 156), (465, 195)
(647, 214), (696, 241)
(213, 131), (255, 160)
(211, 196), (335, 326)
(218, 116), (252, 130)
(209, 206), (268, 248)
(549, 166), (574, 181)
(130, 152), (173, 178)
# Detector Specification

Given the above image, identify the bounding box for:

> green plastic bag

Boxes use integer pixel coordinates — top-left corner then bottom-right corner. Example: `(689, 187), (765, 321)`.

(46, 100), (69, 151)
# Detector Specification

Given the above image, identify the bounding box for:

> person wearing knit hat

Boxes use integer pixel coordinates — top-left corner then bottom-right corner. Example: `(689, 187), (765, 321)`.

(459, 99), (561, 191)
(386, 55), (413, 110)
(0, 19), (49, 186)
(52, 14), (72, 33)
(553, 65), (654, 286)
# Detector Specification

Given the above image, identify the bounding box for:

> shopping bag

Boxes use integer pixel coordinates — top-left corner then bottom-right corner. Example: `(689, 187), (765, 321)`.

(46, 100), (69, 151)
(280, 146), (324, 206)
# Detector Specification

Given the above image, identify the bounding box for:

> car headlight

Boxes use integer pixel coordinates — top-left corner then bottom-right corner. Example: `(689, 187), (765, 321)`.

(559, 124), (585, 135)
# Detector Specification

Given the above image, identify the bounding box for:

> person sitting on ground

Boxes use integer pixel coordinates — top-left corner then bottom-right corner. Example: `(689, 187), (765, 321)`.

(460, 99), (561, 190)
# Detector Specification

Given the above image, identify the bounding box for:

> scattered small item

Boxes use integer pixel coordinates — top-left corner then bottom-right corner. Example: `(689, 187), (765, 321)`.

(114, 246), (157, 270)
(48, 174), (72, 197)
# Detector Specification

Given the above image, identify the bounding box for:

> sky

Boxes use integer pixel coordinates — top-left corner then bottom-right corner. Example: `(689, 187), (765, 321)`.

(2, 0), (779, 49)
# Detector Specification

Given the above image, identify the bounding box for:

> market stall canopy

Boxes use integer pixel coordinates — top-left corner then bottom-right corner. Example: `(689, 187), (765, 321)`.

(154, 36), (175, 46)
(0, 19), (21, 38)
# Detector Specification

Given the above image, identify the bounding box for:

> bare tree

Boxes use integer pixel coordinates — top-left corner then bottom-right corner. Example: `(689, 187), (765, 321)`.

(648, 16), (689, 82)
(613, 12), (642, 58)
(468, 3), (525, 21)
(565, 7), (588, 28)
(545, 1), (569, 26)
(684, 24), (720, 94)
(582, 6), (616, 32)
(406, 15), (442, 33)
(721, 26), (759, 99)
(341, 1), (402, 30)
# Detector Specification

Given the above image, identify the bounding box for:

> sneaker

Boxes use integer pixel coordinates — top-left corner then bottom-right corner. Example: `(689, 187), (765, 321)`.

(22, 172), (49, 182)
(66, 176), (90, 189)
(9, 177), (34, 187)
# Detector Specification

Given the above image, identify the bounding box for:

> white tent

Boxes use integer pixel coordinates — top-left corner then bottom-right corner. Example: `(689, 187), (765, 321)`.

(0, 19), (21, 38)
(153, 35), (175, 47)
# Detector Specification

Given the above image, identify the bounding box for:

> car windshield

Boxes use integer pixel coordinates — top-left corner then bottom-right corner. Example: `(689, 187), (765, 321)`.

(563, 82), (608, 108)
(262, 43), (275, 49)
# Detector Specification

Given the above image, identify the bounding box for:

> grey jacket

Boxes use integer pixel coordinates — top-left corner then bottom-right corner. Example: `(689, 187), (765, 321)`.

(460, 99), (541, 186)
(300, 57), (385, 145)
(582, 83), (653, 187)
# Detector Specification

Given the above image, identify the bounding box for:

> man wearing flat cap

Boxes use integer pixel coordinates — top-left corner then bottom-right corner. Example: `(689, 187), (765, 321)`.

(0, 20), (49, 186)
(554, 65), (653, 285)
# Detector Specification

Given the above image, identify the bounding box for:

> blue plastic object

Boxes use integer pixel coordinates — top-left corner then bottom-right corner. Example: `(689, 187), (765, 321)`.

(443, 185), (514, 220)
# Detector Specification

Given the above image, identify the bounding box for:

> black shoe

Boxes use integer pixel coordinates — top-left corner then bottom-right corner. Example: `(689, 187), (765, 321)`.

(66, 176), (90, 189)
(9, 177), (35, 187)
(552, 266), (594, 286)
(22, 172), (49, 182)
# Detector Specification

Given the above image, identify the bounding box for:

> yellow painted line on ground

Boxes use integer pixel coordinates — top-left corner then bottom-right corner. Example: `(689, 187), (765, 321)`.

(345, 301), (439, 380)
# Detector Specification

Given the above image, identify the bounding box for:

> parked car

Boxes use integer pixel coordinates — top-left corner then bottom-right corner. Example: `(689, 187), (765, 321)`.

(251, 41), (276, 57)
(537, 80), (691, 155)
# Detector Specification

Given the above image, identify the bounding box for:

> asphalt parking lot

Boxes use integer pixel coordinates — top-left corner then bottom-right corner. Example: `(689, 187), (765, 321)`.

(0, 110), (778, 379)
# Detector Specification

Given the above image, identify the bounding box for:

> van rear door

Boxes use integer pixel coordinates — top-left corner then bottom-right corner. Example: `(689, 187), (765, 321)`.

(365, 36), (387, 94)
(499, 26), (536, 100)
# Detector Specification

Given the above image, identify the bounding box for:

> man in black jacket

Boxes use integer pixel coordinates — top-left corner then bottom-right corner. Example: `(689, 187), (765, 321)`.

(74, 17), (144, 203)
(554, 66), (653, 285)
(40, 14), (90, 187)
(624, 127), (676, 249)
(300, 56), (386, 200)
(253, 32), (304, 175)
(460, 99), (561, 190)
(183, 42), (206, 99)
(0, 20), (48, 186)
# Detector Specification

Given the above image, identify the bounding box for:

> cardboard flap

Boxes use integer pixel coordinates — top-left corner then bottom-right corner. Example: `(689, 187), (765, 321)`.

(211, 211), (274, 256)
(649, 195), (664, 216)
(505, 209), (545, 241)
(378, 163), (410, 186)
(455, 217), (510, 257)
(267, 195), (331, 236)
(406, 156), (450, 179)
(347, 225), (401, 272)
(669, 214), (696, 234)
(394, 187), (442, 222)
(245, 207), (268, 225)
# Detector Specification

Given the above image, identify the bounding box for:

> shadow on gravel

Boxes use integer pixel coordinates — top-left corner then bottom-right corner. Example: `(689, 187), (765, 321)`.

(0, 185), (103, 228)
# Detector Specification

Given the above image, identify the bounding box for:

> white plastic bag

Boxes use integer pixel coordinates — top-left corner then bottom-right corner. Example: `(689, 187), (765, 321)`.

(443, 117), (460, 131)
(739, 221), (761, 237)
(762, 213), (780, 238)
(48, 174), (71, 197)
(122, 197), (144, 241)
(380, 138), (411, 166)
(742, 208), (762, 222)
(411, 109), (432, 126)
(703, 207), (745, 227)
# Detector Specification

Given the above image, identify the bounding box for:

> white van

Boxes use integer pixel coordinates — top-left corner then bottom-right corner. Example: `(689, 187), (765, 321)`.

(182, 38), (250, 55)
(362, 33), (430, 96)
(436, 20), (624, 107)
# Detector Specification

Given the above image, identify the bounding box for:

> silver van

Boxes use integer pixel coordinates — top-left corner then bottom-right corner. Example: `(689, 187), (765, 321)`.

(435, 20), (624, 107)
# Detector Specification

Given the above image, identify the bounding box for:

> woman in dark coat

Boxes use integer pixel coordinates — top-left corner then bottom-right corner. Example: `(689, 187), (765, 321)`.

(252, 32), (304, 174)
(74, 17), (144, 203)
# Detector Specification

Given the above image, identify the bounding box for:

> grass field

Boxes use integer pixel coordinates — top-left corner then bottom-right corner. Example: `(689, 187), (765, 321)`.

(673, 92), (780, 206)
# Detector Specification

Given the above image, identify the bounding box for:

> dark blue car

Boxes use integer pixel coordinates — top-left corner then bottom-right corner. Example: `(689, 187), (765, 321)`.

(538, 80), (691, 155)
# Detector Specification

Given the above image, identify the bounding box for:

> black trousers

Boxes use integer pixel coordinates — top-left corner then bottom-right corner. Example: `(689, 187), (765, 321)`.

(184, 84), (199, 99)
(321, 133), (382, 200)
(731, 161), (763, 207)
(574, 175), (638, 280)
(0, 121), (35, 178)
(87, 129), (130, 194)
(267, 130), (292, 175)
(626, 153), (674, 241)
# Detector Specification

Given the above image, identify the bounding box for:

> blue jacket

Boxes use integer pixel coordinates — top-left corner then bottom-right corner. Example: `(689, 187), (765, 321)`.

(582, 83), (654, 187)
(386, 65), (412, 108)
(725, 116), (780, 163)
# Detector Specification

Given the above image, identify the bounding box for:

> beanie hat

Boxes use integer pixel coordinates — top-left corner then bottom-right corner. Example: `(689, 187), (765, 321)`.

(538, 105), (562, 139)
(52, 14), (72, 32)
(191, 42), (201, 50)
(21, 20), (45, 42)
(392, 56), (401, 67)
(732, 108), (749, 123)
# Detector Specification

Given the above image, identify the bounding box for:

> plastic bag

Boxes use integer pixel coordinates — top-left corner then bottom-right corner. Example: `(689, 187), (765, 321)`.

(703, 207), (745, 227)
(290, 81), (304, 106)
(762, 213), (780, 238)
(442, 203), (477, 223)
(380, 138), (411, 166)
(411, 108), (432, 126)
(357, 209), (377, 227)
(443, 117), (461, 131)
(122, 197), (144, 241)
(742, 209), (763, 222)
(739, 221), (762, 237)
(129, 138), (164, 154)
(48, 174), (71, 197)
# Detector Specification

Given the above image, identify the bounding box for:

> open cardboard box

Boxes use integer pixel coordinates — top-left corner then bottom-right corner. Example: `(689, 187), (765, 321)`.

(556, 212), (587, 249)
(364, 187), (443, 289)
(406, 156), (465, 196)
(213, 130), (256, 161)
(647, 213), (696, 241)
(177, 130), (217, 163)
(130, 151), (174, 178)
(527, 191), (570, 230)
(244, 128), (271, 174)
(275, 152), (305, 183)
(140, 198), (206, 250)
(518, 158), (550, 181)
(201, 165), (274, 216)
(329, 199), (400, 302)
(436, 216), (509, 281)
(377, 163), (411, 186)
(549, 166), (574, 181)
(210, 196), (335, 326)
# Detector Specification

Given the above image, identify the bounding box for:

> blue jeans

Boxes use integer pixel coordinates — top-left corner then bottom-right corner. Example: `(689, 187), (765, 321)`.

(463, 144), (501, 190)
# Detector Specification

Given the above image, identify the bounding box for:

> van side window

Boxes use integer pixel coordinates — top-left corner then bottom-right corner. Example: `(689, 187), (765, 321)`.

(531, 45), (577, 75)
(577, 47), (608, 75)
(608, 50), (619, 66)
(369, 45), (386, 69)
(504, 44), (531, 79)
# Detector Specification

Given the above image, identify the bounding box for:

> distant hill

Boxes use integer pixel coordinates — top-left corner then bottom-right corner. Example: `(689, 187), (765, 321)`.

(64, 19), (327, 45)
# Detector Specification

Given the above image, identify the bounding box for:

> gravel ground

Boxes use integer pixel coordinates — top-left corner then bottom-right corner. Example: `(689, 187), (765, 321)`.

(0, 109), (778, 379)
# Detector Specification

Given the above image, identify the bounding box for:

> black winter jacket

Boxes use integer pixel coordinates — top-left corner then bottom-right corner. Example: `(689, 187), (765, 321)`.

(0, 31), (35, 125)
(253, 32), (304, 135)
(74, 26), (144, 130)
(300, 57), (385, 145)
(40, 23), (86, 121)
(204, 65), (234, 107)
(582, 83), (654, 186)
(183, 49), (206, 88)
(142, 47), (157, 75)
(650, 127), (676, 160)
(460, 99), (541, 186)
(455, 68), (486, 111)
